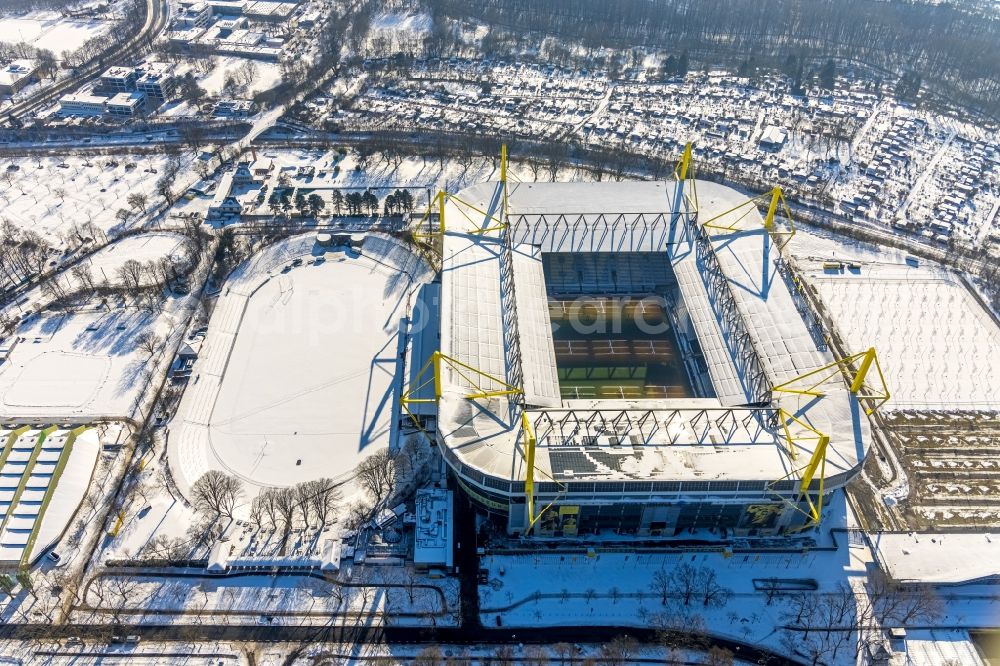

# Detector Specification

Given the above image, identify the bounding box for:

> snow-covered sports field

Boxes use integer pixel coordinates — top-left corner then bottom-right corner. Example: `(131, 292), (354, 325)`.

(0, 308), (164, 420)
(168, 233), (429, 497)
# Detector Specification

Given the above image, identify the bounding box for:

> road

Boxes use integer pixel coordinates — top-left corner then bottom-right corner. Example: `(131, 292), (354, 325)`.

(0, 622), (804, 664)
(2, 0), (168, 123)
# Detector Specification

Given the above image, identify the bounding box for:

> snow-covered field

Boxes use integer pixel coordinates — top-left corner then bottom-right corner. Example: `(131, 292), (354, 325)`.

(198, 56), (282, 97)
(0, 308), (162, 419)
(0, 242), (196, 424)
(87, 232), (189, 282)
(167, 233), (430, 497)
(0, 11), (110, 55)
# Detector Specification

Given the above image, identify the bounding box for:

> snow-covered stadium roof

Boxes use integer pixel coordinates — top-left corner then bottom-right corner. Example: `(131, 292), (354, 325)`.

(437, 179), (871, 489)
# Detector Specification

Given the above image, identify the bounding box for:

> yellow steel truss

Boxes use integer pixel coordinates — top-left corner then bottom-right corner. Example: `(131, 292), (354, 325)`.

(399, 351), (523, 422)
(699, 186), (796, 248)
(673, 141), (693, 181)
(769, 432), (831, 531)
(773, 347), (890, 415)
(766, 407), (833, 530)
(767, 347), (890, 531)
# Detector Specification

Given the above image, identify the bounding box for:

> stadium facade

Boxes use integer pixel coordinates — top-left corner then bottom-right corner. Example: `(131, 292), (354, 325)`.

(404, 156), (881, 538)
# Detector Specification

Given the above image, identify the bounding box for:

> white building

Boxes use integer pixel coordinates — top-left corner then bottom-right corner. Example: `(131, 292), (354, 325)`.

(759, 124), (788, 150)
(58, 93), (110, 116)
(0, 60), (37, 98)
(99, 66), (138, 93)
(135, 63), (174, 102)
(106, 91), (145, 118)
(174, 0), (213, 28)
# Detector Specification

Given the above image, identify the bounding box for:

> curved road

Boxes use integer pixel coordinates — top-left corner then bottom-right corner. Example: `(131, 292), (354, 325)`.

(3, 0), (167, 123)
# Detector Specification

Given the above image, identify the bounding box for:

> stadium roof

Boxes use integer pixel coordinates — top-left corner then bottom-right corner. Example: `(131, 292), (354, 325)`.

(436, 179), (871, 488)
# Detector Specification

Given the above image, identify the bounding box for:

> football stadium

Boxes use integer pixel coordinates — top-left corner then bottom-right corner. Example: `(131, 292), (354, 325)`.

(401, 147), (888, 537)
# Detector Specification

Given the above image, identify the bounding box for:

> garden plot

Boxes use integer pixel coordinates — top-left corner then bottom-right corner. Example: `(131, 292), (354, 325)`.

(0, 307), (172, 420)
(167, 233), (430, 497)
(809, 271), (1000, 410)
(0, 154), (198, 245)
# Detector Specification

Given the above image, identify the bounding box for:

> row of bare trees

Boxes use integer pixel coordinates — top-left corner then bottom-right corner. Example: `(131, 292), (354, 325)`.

(411, 636), (734, 666)
(346, 441), (430, 530)
(649, 563), (732, 609)
(0, 219), (56, 290)
(249, 479), (343, 552)
(779, 568), (943, 665)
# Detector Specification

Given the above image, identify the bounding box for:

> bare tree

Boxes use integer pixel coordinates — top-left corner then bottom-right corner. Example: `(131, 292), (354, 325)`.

(413, 646), (445, 666)
(127, 192), (148, 213)
(355, 448), (398, 503)
(700, 646), (734, 666)
(524, 645), (549, 666)
(135, 331), (162, 358)
(669, 562), (700, 606)
(190, 470), (243, 520)
(70, 263), (96, 292)
(493, 645), (515, 666)
(273, 486), (298, 552)
(697, 568), (731, 608)
(599, 635), (638, 666)
(306, 477), (341, 526)
(552, 643), (579, 666)
(140, 534), (190, 561)
(651, 567), (671, 604)
(117, 258), (145, 291)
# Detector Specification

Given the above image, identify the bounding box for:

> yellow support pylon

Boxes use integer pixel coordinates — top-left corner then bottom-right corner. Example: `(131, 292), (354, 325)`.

(699, 186), (796, 248)
(413, 190), (447, 242)
(399, 351), (523, 421)
(501, 143), (509, 218)
(768, 424), (830, 532)
(519, 411), (566, 535)
(522, 411), (536, 529)
(674, 142), (693, 181)
(773, 347), (890, 415)
(108, 510), (125, 537)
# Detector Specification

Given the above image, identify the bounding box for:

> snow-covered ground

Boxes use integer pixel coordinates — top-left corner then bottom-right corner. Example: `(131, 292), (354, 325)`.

(167, 232), (430, 497)
(198, 57), (283, 97)
(0, 11), (111, 55)
(0, 307), (167, 420)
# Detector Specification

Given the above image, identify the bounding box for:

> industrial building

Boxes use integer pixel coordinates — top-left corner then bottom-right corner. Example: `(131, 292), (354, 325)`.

(402, 147), (886, 538)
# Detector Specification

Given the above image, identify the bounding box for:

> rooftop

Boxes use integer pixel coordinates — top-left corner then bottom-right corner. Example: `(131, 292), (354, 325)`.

(436, 179), (870, 487)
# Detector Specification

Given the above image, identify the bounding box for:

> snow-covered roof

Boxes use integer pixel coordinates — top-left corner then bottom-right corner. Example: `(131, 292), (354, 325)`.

(759, 125), (787, 146)
(413, 487), (453, 569)
(437, 179), (870, 489)
(873, 532), (1000, 584)
(0, 427), (100, 565)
